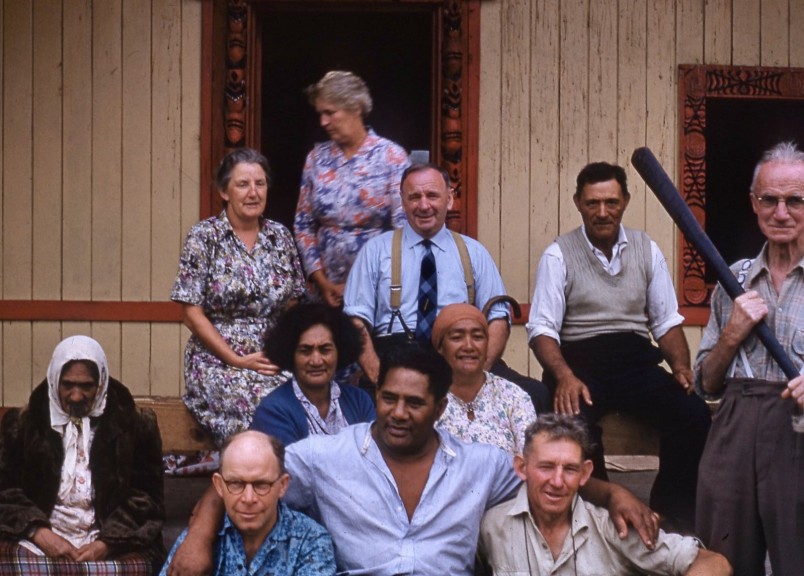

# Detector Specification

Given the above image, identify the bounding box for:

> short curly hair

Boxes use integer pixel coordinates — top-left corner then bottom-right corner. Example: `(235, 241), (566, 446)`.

(264, 302), (363, 372)
(306, 71), (373, 119)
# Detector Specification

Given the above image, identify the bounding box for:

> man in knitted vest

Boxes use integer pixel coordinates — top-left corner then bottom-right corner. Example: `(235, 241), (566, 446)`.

(527, 161), (711, 532)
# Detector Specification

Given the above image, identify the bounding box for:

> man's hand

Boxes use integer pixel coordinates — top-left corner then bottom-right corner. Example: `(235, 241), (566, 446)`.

(672, 367), (694, 393)
(607, 484), (660, 550)
(553, 373), (593, 415)
(352, 318), (380, 384)
(166, 531), (215, 576)
(726, 290), (768, 342)
(782, 374), (804, 409)
(167, 484), (225, 576)
(74, 540), (109, 562)
(30, 527), (79, 560)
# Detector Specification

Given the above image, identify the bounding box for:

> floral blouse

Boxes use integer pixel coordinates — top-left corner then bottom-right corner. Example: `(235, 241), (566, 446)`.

(294, 129), (409, 286)
(437, 372), (537, 455)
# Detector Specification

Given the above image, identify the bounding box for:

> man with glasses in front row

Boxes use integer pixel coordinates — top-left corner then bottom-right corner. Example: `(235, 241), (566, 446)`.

(160, 430), (336, 575)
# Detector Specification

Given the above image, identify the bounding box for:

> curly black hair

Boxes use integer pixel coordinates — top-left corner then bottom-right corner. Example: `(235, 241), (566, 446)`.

(264, 302), (363, 372)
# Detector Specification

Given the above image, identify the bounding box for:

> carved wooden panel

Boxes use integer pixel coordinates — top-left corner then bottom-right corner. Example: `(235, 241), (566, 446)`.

(678, 65), (804, 324)
(205, 0), (479, 236)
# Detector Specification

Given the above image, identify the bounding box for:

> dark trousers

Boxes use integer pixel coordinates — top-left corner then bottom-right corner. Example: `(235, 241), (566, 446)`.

(544, 332), (711, 530)
(696, 379), (804, 576)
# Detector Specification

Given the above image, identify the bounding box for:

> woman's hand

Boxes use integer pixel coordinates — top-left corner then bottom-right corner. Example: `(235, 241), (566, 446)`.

(183, 305), (277, 371)
(30, 527), (79, 560)
(74, 540), (109, 562)
(311, 270), (345, 307)
(235, 352), (280, 376)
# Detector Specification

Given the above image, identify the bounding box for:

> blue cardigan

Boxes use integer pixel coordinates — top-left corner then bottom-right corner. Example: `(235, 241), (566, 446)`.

(250, 379), (376, 446)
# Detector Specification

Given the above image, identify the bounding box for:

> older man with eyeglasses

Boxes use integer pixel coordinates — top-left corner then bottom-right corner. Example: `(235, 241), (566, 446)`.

(694, 141), (804, 576)
(160, 431), (335, 575)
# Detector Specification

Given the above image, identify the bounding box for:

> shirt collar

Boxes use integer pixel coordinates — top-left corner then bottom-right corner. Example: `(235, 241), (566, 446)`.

(742, 242), (804, 286)
(217, 210), (272, 250)
(220, 500), (291, 542)
(505, 483), (590, 538)
(360, 421), (457, 459)
(325, 128), (380, 160)
(291, 377), (341, 406)
(402, 221), (451, 252)
(580, 224), (627, 255)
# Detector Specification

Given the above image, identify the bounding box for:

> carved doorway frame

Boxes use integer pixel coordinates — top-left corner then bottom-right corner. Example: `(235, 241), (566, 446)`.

(200, 0), (481, 237)
(678, 64), (804, 325)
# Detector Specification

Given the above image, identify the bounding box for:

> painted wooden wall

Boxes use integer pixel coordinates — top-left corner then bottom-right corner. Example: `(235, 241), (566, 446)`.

(0, 0), (201, 404)
(477, 0), (804, 377)
(1, 0), (802, 404)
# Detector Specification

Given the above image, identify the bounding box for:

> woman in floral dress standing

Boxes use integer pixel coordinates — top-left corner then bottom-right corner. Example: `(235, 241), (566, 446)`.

(294, 70), (409, 307)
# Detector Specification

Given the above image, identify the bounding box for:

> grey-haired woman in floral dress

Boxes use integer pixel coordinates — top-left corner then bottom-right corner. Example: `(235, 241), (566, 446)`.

(171, 148), (305, 446)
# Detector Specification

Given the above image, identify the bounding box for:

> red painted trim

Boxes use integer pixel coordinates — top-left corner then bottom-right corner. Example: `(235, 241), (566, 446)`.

(0, 301), (183, 322)
(679, 306), (710, 327)
(200, 0), (215, 219)
(512, 303), (529, 325)
(464, 0), (480, 239)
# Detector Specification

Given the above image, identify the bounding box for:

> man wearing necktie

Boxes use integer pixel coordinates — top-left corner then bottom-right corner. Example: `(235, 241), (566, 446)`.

(344, 163), (511, 384)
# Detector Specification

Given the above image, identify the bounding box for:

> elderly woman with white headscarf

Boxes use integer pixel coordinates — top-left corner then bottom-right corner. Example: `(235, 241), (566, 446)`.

(0, 335), (165, 570)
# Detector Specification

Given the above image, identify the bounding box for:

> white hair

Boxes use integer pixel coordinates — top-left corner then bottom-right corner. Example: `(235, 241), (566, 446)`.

(750, 141), (804, 194)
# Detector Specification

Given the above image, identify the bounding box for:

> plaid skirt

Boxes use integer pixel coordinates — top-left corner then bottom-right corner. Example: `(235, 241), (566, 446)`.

(0, 541), (152, 576)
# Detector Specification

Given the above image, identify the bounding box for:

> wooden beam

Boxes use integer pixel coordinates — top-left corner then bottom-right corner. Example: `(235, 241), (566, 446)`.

(0, 301), (182, 322)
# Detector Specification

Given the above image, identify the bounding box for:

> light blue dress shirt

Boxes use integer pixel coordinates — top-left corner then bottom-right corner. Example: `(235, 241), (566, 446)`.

(162, 501), (335, 576)
(284, 422), (521, 576)
(343, 222), (510, 336)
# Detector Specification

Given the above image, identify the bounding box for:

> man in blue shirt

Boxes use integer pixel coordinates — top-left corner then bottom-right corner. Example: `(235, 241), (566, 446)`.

(343, 163), (511, 383)
(166, 347), (659, 576)
(343, 162), (550, 412)
(161, 431), (335, 575)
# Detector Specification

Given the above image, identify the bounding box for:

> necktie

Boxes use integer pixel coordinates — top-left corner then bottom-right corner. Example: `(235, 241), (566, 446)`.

(416, 239), (438, 343)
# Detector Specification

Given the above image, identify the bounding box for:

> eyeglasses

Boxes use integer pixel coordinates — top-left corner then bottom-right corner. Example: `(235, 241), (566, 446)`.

(752, 193), (804, 212)
(220, 475), (283, 496)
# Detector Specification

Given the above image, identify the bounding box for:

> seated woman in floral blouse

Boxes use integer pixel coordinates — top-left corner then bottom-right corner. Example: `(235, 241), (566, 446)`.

(432, 304), (537, 455)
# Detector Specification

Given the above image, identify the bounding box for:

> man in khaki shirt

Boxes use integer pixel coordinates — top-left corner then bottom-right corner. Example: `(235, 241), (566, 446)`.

(478, 414), (731, 576)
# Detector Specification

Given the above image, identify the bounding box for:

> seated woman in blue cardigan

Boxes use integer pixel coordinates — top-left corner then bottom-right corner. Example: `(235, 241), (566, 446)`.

(250, 302), (375, 444)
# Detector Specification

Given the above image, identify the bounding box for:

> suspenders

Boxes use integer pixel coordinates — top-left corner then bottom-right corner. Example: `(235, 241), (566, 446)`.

(389, 228), (475, 323)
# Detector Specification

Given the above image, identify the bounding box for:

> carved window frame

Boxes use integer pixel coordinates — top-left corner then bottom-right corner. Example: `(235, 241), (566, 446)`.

(200, 0), (481, 237)
(677, 64), (804, 325)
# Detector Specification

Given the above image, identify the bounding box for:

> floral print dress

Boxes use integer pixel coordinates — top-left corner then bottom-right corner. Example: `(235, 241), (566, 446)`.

(171, 212), (305, 445)
(437, 372), (537, 455)
(294, 129), (409, 289)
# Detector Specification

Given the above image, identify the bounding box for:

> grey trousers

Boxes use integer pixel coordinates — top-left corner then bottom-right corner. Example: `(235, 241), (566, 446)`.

(696, 378), (804, 576)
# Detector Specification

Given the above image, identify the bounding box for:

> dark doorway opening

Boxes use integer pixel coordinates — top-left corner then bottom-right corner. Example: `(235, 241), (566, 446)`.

(704, 98), (804, 283)
(258, 4), (435, 230)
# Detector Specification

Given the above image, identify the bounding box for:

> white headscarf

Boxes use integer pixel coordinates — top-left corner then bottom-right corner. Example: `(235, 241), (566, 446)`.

(47, 336), (109, 499)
